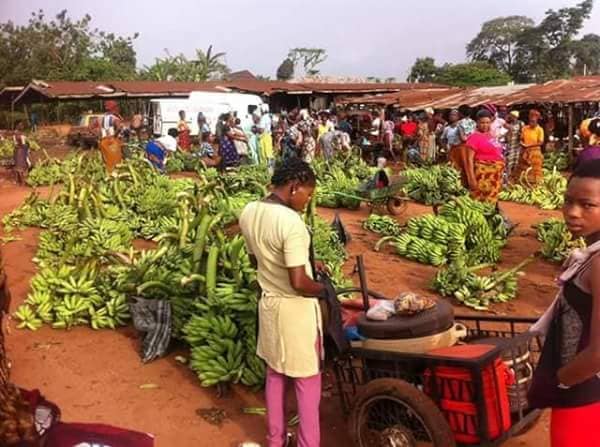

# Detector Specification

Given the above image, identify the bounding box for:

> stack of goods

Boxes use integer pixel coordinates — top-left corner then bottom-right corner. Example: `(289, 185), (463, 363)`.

(401, 165), (466, 205)
(375, 196), (508, 266)
(543, 151), (569, 171)
(499, 168), (567, 210)
(362, 214), (403, 237)
(357, 293), (465, 354)
(432, 257), (531, 311)
(4, 156), (349, 390)
(315, 153), (373, 209)
(535, 218), (585, 263)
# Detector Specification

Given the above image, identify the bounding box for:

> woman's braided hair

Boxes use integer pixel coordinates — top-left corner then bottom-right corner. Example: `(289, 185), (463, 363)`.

(271, 157), (316, 187)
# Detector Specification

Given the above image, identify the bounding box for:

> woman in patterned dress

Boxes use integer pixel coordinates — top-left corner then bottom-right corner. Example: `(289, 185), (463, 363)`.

(176, 110), (191, 151)
(464, 109), (505, 204)
(219, 114), (241, 169)
(516, 109), (545, 185)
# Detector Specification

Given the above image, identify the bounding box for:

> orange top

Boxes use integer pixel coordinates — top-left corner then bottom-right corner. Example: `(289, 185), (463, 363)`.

(521, 124), (544, 148)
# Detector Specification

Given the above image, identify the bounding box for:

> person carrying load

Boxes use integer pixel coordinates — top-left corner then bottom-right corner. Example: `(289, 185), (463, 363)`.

(96, 100), (123, 173)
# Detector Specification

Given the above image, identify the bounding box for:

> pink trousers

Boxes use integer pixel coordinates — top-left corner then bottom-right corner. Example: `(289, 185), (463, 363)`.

(265, 366), (321, 447)
(551, 402), (600, 446)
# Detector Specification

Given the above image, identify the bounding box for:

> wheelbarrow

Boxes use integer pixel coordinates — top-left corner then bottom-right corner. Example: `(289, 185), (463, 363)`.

(330, 175), (409, 215)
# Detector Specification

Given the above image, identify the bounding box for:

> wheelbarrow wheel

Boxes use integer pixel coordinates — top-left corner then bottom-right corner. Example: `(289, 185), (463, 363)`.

(386, 196), (407, 216)
(349, 378), (455, 447)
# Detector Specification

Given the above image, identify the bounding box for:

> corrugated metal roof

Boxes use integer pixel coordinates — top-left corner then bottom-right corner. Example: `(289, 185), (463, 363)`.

(502, 76), (600, 105)
(11, 76), (600, 107)
(401, 84), (535, 110)
(339, 84), (541, 110)
(340, 88), (460, 107)
(11, 79), (444, 104)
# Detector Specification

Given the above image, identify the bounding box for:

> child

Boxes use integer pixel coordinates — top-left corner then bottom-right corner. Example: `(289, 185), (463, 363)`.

(12, 121), (30, 185)
(529, 159), (600, 447)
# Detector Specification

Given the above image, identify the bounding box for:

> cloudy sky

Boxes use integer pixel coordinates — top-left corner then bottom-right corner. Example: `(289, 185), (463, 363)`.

(2, 0), (599, 79)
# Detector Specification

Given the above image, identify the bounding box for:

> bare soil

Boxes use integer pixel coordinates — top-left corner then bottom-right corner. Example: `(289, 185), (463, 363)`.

(0, 159), (560, 446)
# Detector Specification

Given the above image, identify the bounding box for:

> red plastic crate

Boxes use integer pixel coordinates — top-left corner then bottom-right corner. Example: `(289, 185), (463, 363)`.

(424, 344), (512, 445)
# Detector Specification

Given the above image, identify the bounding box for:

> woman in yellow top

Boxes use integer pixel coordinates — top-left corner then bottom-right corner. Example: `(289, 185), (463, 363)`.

(177, 110), (191, 151)
(516, 109), (545, 184)
(239, 158), (326, 447)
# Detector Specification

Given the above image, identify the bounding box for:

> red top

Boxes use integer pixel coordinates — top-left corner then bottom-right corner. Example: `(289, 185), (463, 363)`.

(399, 121), (418, 137)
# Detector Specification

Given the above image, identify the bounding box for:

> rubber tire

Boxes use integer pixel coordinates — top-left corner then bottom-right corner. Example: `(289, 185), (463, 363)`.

(349, 378), (455, 447)
(387, 197), (407, 216)
(357, 299), (454, 340)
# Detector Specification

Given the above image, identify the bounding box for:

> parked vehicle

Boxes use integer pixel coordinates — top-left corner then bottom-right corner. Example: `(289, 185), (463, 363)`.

(66, 113), (104, 148)
(151, 92), (267, 137)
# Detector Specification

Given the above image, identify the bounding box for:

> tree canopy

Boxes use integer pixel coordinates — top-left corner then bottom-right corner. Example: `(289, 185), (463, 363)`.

(467, 16), (534, 77)
(407, 57), (439, 83)
(141, 46), (230, 82)
(407, 58), (510, 87)
(0, 10), (138, 85)
(466, 0), (599, 82)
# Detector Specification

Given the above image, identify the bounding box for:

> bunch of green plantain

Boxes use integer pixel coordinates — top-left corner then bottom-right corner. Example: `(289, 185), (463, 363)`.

(438, 196), (507, 264)
(432, 257), (532, 311)
(363, 214), (403, 237)
(535, 218), (586, 263)
(14, 264), (130, 330)
(543, 151), (569, 171)
(314, 151), (373, 210)
(499, 168), (567, 210)
(401, 165), (466, 205)
(374, 196), (507, 266)
(376, 233), (449, 266)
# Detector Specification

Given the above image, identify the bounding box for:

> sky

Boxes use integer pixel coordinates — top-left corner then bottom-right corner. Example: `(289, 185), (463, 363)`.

(2, 0), (600, 80)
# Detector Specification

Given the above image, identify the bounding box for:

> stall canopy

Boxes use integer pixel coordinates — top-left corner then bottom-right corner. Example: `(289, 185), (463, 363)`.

(340, 76), (600, 110)
(10, 79), (445, 105)
(0, 86), (25, 106)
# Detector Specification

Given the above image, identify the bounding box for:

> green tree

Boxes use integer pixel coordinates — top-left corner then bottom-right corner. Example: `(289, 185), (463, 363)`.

(141, 46), (229, 82)
(0, 9), (138, 85)
(514, 0), (595, 81)
(437, 62), (512, 87)
(407, 57), (440, 83)
(573, 33), (600, 75)
(466, 16), (534, 76)
(193, 45), (230, 80)
(276, 58), (294, 80)
(287, 48), (327, 77)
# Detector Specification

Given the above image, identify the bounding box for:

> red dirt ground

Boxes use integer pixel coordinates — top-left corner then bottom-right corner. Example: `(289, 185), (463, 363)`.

(0, 164), (560, 446)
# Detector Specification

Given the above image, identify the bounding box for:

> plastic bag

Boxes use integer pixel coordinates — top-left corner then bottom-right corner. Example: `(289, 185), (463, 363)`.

(366, 300), (396, 321)
(129, 297), (172, 363)
(331, 213), (351, 245)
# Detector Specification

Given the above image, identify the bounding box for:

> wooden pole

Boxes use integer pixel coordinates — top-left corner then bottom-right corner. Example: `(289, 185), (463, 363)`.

(10, 100), (14, 129)
(567, 103), (574, 166)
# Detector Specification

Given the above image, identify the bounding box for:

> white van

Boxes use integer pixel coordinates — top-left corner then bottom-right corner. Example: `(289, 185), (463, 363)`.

(151, 92), (267, 137)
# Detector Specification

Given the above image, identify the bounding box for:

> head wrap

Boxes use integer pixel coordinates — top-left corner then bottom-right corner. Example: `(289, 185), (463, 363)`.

(510, 111), (520, 118)
(424, 107), (434, 115)
(482, 103), (497, 116)
(104, 100), (119, 113)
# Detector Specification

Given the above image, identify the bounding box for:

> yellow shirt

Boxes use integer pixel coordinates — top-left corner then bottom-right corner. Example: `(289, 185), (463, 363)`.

(239, 201), (322, 377)
(521, 125), (544, 148)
